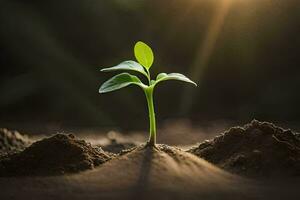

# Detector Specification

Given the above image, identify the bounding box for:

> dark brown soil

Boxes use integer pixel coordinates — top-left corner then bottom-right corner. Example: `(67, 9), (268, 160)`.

(0, 133), (111, 176)
(70, 144), (247, 200)
(0, 144), (254, 200)
(101, 138), (136, 154)
(0, 128), (30, 156)
(188, 120), (300, 178)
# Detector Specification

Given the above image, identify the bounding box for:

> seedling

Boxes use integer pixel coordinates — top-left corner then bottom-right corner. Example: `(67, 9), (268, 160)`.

(99, 41), (196, 146)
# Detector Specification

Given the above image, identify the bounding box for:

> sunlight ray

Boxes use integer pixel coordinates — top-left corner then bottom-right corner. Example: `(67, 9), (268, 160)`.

(180, 0), (234, 114)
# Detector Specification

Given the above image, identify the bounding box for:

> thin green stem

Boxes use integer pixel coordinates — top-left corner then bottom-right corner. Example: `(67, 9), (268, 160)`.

(144, 86), (156, 146)
(146, 69), (151, 85)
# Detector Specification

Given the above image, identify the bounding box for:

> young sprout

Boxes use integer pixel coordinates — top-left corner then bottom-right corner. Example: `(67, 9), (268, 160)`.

(99, 41), (196, 147)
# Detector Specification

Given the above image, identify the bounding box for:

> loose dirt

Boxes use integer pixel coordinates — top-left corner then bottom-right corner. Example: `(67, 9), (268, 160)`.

(0, 133), (110, 176)
(0, 144), (254, 200)
(188, 120), (300, 178)
(0, 128), (30, 156)
(0, 122), (299, 199)
(0, 133), (299, 199)
(101, 138), (136, 154)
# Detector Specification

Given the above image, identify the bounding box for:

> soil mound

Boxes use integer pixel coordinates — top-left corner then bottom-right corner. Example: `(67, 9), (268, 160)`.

(67, 144), (248, 200)
(0, 133), (110, 176)
(0, 128), (30, 155)
(188, 120), (300, 178)
(0, 145), (298, 200)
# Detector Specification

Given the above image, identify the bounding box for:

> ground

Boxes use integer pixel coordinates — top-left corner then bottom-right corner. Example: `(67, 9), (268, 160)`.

(0, 120), (299, 200)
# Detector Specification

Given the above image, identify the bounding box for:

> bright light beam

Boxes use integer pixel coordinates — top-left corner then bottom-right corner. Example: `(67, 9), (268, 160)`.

(180, 0), (234, 114)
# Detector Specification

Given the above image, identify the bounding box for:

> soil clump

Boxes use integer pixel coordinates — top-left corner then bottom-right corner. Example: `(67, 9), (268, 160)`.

(0, 133), (110, 176)
(188, 120), (300, 177)
(0, 128), (30, 156)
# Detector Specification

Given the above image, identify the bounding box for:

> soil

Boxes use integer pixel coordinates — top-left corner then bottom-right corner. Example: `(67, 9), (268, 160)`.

(0, 122), (299, 199)
(188, 120), (300, 178)
(0, 144), (255, 200)
(101, 138), (136, 154)
(0, 133), (111, 176)
(0, 128), (30, 156)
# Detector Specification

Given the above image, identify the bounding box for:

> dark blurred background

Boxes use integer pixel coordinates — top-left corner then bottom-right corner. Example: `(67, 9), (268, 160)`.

(1, 0), (300, 133)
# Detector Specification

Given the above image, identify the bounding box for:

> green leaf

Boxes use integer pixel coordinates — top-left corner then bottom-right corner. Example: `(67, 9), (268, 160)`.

(99, 73), (146, 93)
(155, 73), (197, 86)
(101, 60), (148, 77)
(134, 41), (154, 69)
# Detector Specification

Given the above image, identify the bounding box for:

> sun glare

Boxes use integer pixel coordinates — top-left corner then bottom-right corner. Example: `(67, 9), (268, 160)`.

(181, 0), (234, 113)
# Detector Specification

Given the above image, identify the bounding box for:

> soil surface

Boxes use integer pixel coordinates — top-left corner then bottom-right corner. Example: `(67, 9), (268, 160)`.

(188, 120), (300, 178)
(0, 134), (110, 176)
(0, 122), (299, 199)
(0, 144), (256, 200)
(0, 128), (30, 156)
(101, 138), (136, 154)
